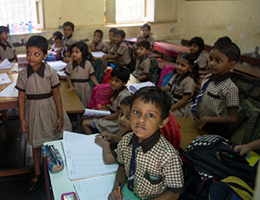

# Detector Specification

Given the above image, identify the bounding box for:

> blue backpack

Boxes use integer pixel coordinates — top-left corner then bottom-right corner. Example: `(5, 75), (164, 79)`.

(157, 64), (174, 87)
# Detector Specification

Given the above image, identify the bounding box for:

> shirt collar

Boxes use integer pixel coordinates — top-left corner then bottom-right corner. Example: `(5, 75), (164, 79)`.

(175, 72), (190, 86)
(27, 62), (46, 78)
(66, 35), (72, 40)
(72, 59), (86, 69)
(0, 41), (11, 51)
(211, 72), (230, 84)
(129, 130), (160, 153)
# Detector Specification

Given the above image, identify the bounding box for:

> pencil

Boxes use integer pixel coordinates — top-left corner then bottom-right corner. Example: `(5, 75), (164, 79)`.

(118, 182), (121, 196)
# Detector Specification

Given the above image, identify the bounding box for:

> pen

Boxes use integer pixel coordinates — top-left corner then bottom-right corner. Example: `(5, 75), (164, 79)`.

(118, 182), (121, 196)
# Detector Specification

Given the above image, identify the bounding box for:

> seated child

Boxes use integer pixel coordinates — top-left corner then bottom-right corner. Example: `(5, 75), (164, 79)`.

(107, 28), (117, 54)
(162, 52), (198, 118)
(0, 26), (16, 63)
(65, 42), (99, 107)
(102, 30), (131, 69)
(134, 23), (154, 50)
(108, 86), (184, 200)
(58, 47), (73, 80)
(191, 38), (240, 139)
(82, 65), (131, 134)
(132, 41), (151, 82)
(47, 31), (63, 55)
(95, 96), (132, 164)
(91, 29), (107, 53)
(61, 21), (77, 57)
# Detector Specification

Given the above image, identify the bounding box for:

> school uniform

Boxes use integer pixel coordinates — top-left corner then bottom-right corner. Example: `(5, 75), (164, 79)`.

(0, 41), (15, 62)
(92, 87), (131, 134)
(65, 59), (95, 107)
(107, 42), (114, 54)
(133, 55), (151, 81)
(114, 131), (184, 199)
(195, 72), (239, 138)
(15, 63), (72, 148)
(196, 53), (208, 70)
(137, 34), (154, 47)
(110, 42), (131, 66)
(61, 35), (77, 57)
(168, 73), (196, 118)
(92, 40), (107, 53)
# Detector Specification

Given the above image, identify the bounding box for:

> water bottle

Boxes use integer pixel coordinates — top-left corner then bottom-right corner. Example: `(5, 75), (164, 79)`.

(28, 21), (32, 33)
(59, 17), (62, 29)
(14, 23), (18, 34)
(21, 22), (26, 33)
(11, 24), (14, 35)
(151, 69), (159, 85)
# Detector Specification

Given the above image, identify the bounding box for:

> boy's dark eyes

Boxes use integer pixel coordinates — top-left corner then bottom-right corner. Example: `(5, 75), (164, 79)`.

(148, 113), (154, 118)
(133, 110), (139, 114)
(126, 115), (130, 119)
(119, 112), (123, 116)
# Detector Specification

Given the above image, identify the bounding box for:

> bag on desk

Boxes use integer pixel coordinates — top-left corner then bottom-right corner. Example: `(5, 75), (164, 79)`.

(41, 145), (64, 173)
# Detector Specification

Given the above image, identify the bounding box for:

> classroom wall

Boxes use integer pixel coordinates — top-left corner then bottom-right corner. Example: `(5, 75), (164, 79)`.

(184, 0), (260, 54)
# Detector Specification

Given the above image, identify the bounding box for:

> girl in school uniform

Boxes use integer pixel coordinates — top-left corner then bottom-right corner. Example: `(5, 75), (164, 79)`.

(15, 36), (71, 192)
(65, 41), (99, 107)
(81, 65), (131, 134)
(162, 52), (199, 118)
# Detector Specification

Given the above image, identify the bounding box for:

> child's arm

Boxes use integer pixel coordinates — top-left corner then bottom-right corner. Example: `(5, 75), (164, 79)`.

(52, 87), (63, 131)
(100, 132), (122, 143)
(234, 139), (260, 156)
(102, 109), (119, 120)
(150, 190), (180, 200)
(91, 41), (97, 52)
(170, 94), (190, 112)
(108, 166), (126, 200)
(161, 85), (171, 92)
(66, 75), (76, 92)
(18, 91), (28, 133)
(89, 74), (99, 86)
(137, 74), (148, 81)
(102, 53), (119, 60)
(134, 35), (142, 46)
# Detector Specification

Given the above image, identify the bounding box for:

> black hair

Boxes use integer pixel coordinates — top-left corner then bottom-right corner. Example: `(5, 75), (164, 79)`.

(213, 36), (232, 47)
(0, 26), (9, 35)
(94, 29), (103, 38)
(111, 65), (130, 83)
(120, 96), (132, 106)
(109, 28), (118, 33)
(70, 41), (89, 58)
(178, 52), (199, 83)
(54, 34), (63, 41)
(212, 39), (241, 62)
(141, 23), (151, 31)
(114, 30), (126, 39)
(63, 21), (74, 31)
(130, 86), (171, 121)
(26, 35), (48, 54)
(53, 31), (63, 38)
(189, 37), (205, 52)
(63, 46), (70, 56)
(137, 41), (150, 50)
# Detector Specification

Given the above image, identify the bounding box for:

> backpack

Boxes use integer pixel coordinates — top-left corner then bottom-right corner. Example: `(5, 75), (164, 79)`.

(87, 83), (113, 110)
(126, 42), (136, 72)
(230, 98), (260, 145)
(157, 64), (175, 87)
(102, 68), (112, 83)
(159, 113), (181, 151)
(148, 57), (161, 85)
(209, 176), (254, 200)
(89, 59), (107, 90)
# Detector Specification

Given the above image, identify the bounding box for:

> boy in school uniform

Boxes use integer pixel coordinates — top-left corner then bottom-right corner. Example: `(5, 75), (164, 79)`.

(108, 87), (184, 200)
(102, 30), (131, 68)
(191, 39), (240, 139)
(134, 23), (154, 51)
(107, 28), (117, 54)
(91, 29), (107, 53)
(0, 26), (16, 63)
(61, 21), (77, 57)
(133, 41), (151, 82)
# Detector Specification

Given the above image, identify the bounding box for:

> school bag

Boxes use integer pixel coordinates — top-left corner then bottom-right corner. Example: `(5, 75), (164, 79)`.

(87, 83), (113, 110)
(102, 68), (112, 83)
(148, 57), (161, 85)
(159, 113), (181, 151)
(125, 42), (136, 72)
(89, 59), (107, 90)
(157, 64), (175, 87)
(209, 176), (254, 200)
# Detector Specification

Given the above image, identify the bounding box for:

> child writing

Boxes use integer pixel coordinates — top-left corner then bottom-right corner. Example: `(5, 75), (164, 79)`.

(134, 23), (154, 50)
(107, 28), (118, 54)
(162, 52), (198, 118)
(15, 35), (72, 192)
(132, 41), (151, 82)
(91, 29), (107, 53)
(65, 41), (99, 107)
(82, 65), (131, 134)
(108, 87), (184, 200)
(61, 21), (77, 57)
(95, 96), (132, 164)
(191, 38), (240, 139)
(0, 26), (17, 63)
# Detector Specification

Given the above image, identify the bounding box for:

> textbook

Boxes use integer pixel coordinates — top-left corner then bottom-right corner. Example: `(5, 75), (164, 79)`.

(126, 81), (155, 94)
(0, 73), (12, 85)
(83, 108), (111, 117)
(0, 59), (12, 69)
(245, 151), (260, 167)
(91, 51), (107, 58)
(46, 61), (67, 71)
(0, 81), (18, 97)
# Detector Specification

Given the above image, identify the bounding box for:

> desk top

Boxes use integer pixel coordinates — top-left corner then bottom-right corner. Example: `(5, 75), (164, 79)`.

(154, 42), (189, 58)
(234, 62), (260, 78)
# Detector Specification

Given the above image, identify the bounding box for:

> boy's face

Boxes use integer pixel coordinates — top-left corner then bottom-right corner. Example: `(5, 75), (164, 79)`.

(114, 34), (124, 44)
(189, 43), (200, 54)
(71, 46), (82, 63)
(26, 46), (47, 69)
(55, 38), (62, 48)
(0, 32), (9, 41)
(109, 32), (115, 42)
(136, 46), (149, 58)
(176, 57), (192, 77)
(93, 32), (102, 43)
(130, 97), (167, 141)
(118, 104), (131, 133)
(110, 76), (126, 91)
(141, 27), (150, 37)
(208, 49), (236, 77)
(63, 25), (74, 38)
(63, 51), (72, 64)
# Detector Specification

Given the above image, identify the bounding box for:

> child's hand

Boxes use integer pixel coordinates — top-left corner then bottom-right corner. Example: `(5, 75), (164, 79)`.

(102, 55), (108, 60)
(108, 190), (123, 200)
(196, 116), (208, 130)
(169, 105), (175, 113)
(137, 34), (142, 40)
(100, 132), (115, 141)
(234, 144), (251, 156)
(94, 135), (110, 147)
(55, 118), (63, 132)
(20, 120), (28, 134)
(68, 86), (76, 92)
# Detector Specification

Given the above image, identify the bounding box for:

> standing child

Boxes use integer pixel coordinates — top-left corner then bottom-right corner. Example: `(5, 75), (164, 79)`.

(65, 42), (99, 107)
(134, 23), (154, 50)
(191, 39), (240, 139)
(108, 87), (184, 200)
(61, 21), (77, 57)
(162, 53), (198, 118)
(107, 28), (117, 54)
(0, 26), (17, 63)
(15, 36), (71, 192)
(132, 41), (151, 82)
(82, 65), (131, 134)
(91, 29), (107, 53)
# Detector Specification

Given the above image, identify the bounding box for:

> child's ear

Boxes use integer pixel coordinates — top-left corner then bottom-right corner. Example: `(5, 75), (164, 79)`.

(159, 117), (169, 128)
(43, 53), (48, 59)
(228, 60), (237, 69)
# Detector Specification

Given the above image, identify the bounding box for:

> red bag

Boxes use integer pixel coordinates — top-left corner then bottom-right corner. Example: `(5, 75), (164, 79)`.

(102, 68), (112, 83)
(159, 113), (181, 151)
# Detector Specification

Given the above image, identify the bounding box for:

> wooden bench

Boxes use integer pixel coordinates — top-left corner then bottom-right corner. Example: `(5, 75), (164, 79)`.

(154, 41), (189, 58)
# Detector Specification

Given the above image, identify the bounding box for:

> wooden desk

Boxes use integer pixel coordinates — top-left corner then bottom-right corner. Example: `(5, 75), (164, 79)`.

(154, 42), (189, 58)
(233, 63), (260, 78)
(92, 56), (116, 63)
(158, 61), (175, 69)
